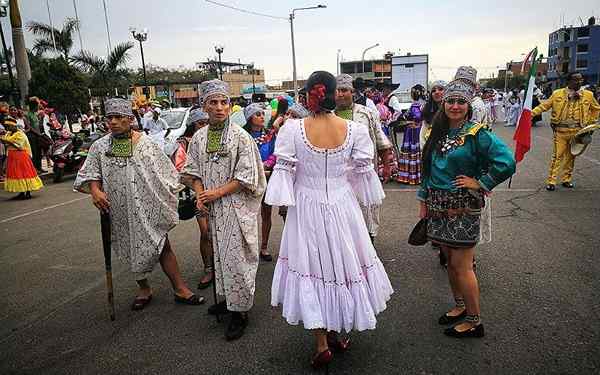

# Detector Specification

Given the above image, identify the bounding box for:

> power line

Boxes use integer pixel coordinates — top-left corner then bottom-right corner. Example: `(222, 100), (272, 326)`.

(204, 0), (287, 20)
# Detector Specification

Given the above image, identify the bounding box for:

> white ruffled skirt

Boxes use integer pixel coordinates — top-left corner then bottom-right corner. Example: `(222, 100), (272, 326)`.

(270, 180), (393, 333)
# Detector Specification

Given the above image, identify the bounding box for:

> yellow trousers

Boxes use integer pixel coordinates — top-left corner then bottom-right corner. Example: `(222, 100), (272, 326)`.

(547, 128), (579, 185)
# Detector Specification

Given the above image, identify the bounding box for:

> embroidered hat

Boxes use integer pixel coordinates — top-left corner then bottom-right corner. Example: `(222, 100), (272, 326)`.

(243, 103), (263, 121)
(336, 74), (354, 90)
(454, 66), (478, 85)
(431, 80), (447, 90)
(188, 108), (209, 124)
(105, 98), (134, 117)
(199, 79), (230, 103)
(443, 66), (478, 102)
(287, 103), (310, 118)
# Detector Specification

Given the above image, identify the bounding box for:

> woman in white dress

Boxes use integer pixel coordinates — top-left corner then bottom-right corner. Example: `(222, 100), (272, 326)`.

(265, 71), (393, 369)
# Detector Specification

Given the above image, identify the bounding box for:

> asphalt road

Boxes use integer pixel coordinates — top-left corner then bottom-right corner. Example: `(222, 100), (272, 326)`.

(1, 122), (599, 375)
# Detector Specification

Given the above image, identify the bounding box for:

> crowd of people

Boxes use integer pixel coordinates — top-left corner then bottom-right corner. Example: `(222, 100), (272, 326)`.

(66, 64), (523, 371)
(3, 62), (599, 371)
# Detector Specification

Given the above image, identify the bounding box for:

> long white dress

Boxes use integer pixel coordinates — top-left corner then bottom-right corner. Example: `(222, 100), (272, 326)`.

(265, 119), (393, 333)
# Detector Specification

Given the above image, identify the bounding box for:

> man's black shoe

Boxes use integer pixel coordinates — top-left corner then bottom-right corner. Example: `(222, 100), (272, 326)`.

(562, 182), (574, 188)
(208, 300), (229, 316)
(546, 184), (555, 191)
(225, 312), (248, 341)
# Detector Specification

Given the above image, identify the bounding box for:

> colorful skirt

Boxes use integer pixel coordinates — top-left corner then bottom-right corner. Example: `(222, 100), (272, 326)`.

(4, 149), (43, 193)
(396, 125), (421, 185)
(425, 188), (484, 248)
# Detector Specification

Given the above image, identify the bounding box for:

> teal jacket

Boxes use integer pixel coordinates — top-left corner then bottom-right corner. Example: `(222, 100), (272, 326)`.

(417, 122), (516, 201)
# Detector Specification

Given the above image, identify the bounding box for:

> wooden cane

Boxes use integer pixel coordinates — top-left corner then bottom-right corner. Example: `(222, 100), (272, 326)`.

(210, 253), (220, 323)
(100, 211), (116, 321)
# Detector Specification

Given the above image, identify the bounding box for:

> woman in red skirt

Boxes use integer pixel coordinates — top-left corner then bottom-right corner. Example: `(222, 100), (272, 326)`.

(0, 116), (43, 199)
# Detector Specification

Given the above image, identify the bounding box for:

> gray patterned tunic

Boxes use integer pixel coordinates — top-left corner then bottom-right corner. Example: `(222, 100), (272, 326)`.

(73, 134), (181, 279)
(182, 123), (266, 312)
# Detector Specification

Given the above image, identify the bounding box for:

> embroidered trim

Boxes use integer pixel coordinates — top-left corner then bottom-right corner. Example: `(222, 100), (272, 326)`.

(300, 119), (352, 155)
(278, 256), (379, 287)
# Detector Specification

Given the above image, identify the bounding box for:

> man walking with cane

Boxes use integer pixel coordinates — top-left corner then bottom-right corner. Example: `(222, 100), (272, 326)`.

(74, 98), (203, 311)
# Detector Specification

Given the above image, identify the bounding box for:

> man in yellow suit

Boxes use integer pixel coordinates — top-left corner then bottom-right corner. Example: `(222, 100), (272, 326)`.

(532, 72), (600, 191)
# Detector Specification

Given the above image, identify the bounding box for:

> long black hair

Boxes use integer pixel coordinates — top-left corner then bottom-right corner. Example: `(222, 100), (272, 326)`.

(421, 103), (473, 178)
(422, 98), (440, 125)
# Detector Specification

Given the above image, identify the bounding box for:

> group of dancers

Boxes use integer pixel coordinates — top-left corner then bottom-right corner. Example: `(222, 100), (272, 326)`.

(74, 65), (521, 370)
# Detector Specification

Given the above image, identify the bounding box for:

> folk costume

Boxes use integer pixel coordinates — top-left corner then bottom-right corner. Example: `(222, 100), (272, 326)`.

(182, 80), (266, 316)
(419, 68), (516, 248)
(74, 99), (182, 281)
(266, 71), (393, 333)
(1, 116), (43, 196)
(531, 87), (600, 187)
(334, 74), (392, 239)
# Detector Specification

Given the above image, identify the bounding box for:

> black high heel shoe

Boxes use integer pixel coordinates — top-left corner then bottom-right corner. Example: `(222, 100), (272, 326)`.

(438, 310), (466, 325)
(444, 323), (485, 338)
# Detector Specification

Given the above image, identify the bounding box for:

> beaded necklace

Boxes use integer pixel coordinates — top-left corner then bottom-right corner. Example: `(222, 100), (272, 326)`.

(439, 121), (468, 154)
(206, 119), (229, 162)
(252, 128), (276, 147)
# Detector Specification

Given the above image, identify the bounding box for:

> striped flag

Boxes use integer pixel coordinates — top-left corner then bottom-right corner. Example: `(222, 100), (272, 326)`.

(513, 47), (538, 163)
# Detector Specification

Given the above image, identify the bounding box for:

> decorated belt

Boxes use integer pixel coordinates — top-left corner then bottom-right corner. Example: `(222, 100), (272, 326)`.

(426, 188), (485, 218)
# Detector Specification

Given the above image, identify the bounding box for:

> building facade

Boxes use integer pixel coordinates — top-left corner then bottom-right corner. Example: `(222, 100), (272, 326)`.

(547, 17), (600, 89)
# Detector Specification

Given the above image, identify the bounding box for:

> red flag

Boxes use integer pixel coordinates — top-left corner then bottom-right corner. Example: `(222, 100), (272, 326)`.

(513, 48), (538, 163)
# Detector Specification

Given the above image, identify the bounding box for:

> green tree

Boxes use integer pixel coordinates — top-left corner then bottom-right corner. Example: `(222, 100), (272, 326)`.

(28, 54), (89, 115)
(26, 18), (80, 60)
(71, 42), (134, 97)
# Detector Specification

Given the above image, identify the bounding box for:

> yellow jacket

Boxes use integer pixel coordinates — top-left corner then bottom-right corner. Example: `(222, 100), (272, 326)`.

(532, 88), (600, 126)
(1, 130), (32, 157)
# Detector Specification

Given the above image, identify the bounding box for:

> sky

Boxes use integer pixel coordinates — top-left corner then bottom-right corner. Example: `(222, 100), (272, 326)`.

(2, 0), (600, 85)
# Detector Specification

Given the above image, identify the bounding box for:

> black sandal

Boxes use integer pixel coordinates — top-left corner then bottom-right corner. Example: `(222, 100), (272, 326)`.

(131, 295), (153, 311)
(438, 310), (466, 325)
(174, 294), (205, 305)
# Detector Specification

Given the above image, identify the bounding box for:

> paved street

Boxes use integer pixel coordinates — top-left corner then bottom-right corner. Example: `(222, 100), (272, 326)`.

(1, 122), (599, 375)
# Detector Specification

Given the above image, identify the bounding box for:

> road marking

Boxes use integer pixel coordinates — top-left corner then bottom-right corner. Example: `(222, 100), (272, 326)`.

(535, 134), (600, 167)
(0, 196), (88, 224)
(384, 188), (598, 192)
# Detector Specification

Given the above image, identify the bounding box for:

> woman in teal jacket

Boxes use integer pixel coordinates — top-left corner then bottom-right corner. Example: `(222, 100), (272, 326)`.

(418, 67), (516, 338)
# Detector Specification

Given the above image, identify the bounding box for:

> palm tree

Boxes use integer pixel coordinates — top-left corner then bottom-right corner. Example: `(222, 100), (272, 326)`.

(26, 18), (79, 60)
(72, 42), (134, 96)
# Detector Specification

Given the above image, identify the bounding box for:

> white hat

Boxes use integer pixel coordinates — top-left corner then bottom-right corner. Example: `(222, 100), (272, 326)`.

(570, 124), (600, 156)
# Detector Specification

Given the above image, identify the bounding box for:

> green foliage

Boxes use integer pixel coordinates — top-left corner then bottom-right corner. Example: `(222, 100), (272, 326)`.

(27, 18), (80, 60)
(28, 54), (89, 114)
(483, 74), (529, 91)
(71, 42), (134, 97)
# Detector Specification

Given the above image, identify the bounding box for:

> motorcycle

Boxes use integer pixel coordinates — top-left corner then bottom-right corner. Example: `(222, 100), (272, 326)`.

(49, 128), (87, 183)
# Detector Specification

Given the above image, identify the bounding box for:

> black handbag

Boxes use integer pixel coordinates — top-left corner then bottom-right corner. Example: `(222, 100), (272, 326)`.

(178, 188), (197, 221)
(408, 218), (429, 246)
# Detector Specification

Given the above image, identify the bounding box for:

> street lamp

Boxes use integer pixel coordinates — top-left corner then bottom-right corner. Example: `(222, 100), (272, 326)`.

(130, 27), (149, 97)
(362, 43), (379, 74)
(214, 45), (224, 80)
(336, 49), (341, 75)
(0, 0), (18, 105)
(289, 4), (326, 99)
(248, 63), (256, 96)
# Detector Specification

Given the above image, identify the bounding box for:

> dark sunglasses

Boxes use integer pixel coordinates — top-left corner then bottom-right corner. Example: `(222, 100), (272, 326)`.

(446, 98), (468, 105)
(254, 112), (264, 117)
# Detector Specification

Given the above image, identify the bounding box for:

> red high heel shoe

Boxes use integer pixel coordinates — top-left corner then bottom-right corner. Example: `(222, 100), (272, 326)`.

(311, 349), (333, 369)
(327, 332), (350, 352)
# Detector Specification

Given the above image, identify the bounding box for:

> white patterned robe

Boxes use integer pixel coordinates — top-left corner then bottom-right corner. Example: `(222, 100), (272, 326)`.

(73, 134), (181, 280)
(182, 123), (266, 312)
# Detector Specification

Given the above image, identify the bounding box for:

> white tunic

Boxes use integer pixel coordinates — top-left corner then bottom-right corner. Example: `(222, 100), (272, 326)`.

(182, 123), (266, 312)
(266, 119), (393, 332)
(74, 134), (181, 277)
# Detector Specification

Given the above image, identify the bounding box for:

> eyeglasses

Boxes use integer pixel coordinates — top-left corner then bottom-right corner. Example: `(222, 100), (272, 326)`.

(446, 98), (468, 105)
